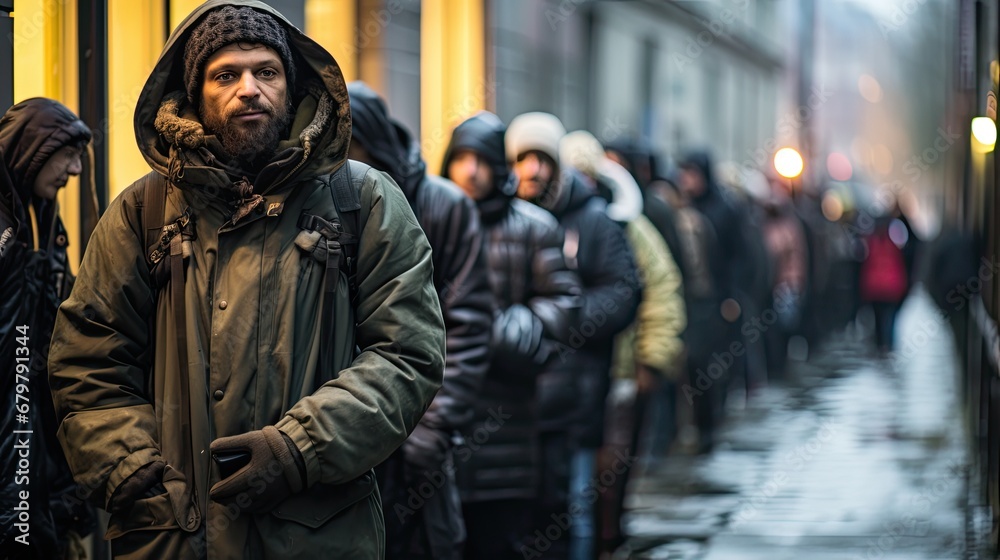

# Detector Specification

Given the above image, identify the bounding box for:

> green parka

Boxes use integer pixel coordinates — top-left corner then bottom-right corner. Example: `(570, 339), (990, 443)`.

(47, 1), (444, 558)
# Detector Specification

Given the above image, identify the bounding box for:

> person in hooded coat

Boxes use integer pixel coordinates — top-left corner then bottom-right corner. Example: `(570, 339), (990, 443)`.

(677, 150), (755, 452)
(47, 3), (445, 559)
(507, 112), (641, 560)
(347, 81), (492, 560)
(0, 98), (95, 560)
(560, 131), (686, 559)
(441, 111), (581, 560)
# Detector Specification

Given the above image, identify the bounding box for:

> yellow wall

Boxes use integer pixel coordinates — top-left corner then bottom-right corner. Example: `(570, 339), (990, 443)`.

(12, 0), (81, 268)
(108, 0), (166, 201)
(170, 0), (205, 32)
(421, 0), (486, 175)
(306, 0), (357, 82)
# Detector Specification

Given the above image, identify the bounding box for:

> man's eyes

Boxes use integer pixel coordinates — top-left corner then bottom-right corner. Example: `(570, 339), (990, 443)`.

(213, 69), (279, 82)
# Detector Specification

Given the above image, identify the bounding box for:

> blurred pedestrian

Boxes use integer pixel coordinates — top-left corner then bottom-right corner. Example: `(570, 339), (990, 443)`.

(677, 151), (752, 452)
(348, 82), (493, 560)
(860, 206), (910, 353)
(508, 113), (641, 560)
(443, 111), (581, 560)
(757, 174), (807, 378)
(561, 131), (686, 559)
(0, 97), (95, 560)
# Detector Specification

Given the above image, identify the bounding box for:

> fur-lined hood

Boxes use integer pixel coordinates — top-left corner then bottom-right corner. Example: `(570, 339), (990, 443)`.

(134, 0), (351, 195)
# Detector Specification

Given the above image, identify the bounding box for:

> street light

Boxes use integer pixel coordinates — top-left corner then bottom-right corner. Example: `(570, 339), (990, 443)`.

(972, 117), (996, 153)
(774, 147), (804, 179)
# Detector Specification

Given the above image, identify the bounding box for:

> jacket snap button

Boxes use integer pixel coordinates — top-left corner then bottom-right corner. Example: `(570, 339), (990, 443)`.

(218, 300), (228, 310)
(213, 390), (224, 401)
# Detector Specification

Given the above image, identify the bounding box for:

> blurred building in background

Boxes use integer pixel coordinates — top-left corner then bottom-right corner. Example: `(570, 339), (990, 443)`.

(3, 0), (804, 270)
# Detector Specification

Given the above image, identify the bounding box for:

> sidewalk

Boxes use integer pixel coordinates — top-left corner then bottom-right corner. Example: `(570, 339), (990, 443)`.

(620, 290), (974, 559)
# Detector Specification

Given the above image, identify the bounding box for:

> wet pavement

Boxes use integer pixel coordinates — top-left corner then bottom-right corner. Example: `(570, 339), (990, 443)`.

(620, 290), (985, 559)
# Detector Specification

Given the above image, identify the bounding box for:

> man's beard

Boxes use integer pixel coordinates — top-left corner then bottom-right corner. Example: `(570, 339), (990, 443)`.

(201, 97), (294, 172)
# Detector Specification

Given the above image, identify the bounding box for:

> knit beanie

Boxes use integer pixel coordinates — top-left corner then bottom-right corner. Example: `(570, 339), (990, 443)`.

(505, 112), (567, 165)
(183, 5), (297, 104)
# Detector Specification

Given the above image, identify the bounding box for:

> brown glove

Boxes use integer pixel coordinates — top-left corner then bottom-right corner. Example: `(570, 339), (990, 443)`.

(107, 460), (166, 514)
(209, 426), (306, 514)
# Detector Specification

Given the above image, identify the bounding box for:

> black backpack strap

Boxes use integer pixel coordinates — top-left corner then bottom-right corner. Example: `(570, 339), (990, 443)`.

(334, 161), (367, 300)
(142, 173), (167, 278)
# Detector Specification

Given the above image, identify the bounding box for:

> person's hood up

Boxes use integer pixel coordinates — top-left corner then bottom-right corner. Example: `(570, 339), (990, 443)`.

(505, 112), (565, 167)
(0, 98), (91, 248)
(134, 0), (351, 202)
(678, 150), (718, 199)
(442, 111), (512, 193)
(559, 130), (641, 223)
(0, 98), (91, 206)
(441, 111), (518, 223)
(560, 130), (603, 180)
(604, 137), (653, 187)
(347, 81), (425, 204)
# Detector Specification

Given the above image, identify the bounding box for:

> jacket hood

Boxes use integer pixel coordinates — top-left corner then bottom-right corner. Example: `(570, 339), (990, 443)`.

(134, 0), (351, 196)
(441, 112), (518, 221)
(558, 130), (640, 222)
(604, 138), (654, 187)
(540, 168), (598, 219)
(0, 98), (91, 249)
(678, 149), (718, 199)
(347, 81), (424, 204)
(597, 159), (643, 223)
(1, 98), (92, 205)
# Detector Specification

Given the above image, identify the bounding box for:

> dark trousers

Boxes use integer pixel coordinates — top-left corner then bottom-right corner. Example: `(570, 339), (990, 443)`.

(871, 302), (899, 352)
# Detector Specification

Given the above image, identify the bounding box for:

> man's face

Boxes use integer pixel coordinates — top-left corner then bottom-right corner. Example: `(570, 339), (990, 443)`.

(513, 151), (554, 200)
(33, 144), (84, 200)
(678, 166), (706, 198)
(199, 42), (292, 166)
(447, 149), (494, 201)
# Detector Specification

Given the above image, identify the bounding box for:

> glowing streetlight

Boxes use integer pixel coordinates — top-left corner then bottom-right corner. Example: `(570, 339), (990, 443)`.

(972, 117), (996, 153)
(774, 148), (804, 179)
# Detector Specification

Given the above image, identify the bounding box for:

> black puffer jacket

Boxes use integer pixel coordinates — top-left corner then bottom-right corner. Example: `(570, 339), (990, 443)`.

(349, 82), (491, 434)
(533, 170), (641, 447)
(350, 82), (492, 559)
(442, 113), (581, 502)
(0, 98), (94, 557)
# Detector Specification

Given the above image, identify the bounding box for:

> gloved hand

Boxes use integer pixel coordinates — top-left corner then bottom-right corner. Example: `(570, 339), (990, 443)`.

(493, 304), (545, 376)
(402, 423), (451, 473)
(209, 426), (306, 514)
(107, 460), (166, 514)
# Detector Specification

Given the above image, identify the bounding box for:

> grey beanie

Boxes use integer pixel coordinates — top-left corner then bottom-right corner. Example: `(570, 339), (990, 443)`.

(183, 5), (297, 104)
